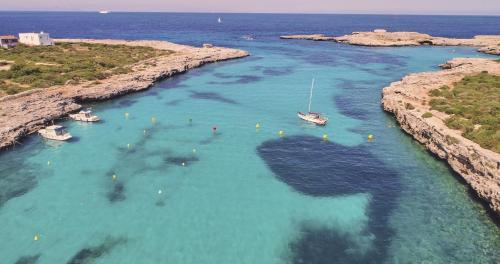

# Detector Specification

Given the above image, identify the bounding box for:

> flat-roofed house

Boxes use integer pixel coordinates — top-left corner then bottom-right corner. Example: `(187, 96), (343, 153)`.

(18, 32), (54, 46)
(0, 35), (18, 48)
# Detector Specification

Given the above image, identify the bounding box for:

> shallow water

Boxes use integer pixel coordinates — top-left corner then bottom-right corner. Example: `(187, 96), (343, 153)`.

(1, 12), (499, 264)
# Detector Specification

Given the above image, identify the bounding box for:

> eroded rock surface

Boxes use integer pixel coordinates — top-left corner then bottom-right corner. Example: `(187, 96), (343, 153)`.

(280, 34), (336, 41)
(381, 58), (500, 216)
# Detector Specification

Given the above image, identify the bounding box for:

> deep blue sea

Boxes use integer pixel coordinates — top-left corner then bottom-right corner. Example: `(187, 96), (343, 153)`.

(0, 12), (499, 264)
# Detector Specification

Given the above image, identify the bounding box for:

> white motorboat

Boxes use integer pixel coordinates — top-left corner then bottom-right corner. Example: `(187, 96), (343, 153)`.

(38, 125), (72, 141)
(69, 108), (100, 122)
(297, 78), (328, 126)
(99, 10), (110, 14)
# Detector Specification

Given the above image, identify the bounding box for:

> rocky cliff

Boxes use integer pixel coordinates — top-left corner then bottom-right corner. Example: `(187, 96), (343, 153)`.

(0, 39), (249, 150)
(381, 58), (500, 217)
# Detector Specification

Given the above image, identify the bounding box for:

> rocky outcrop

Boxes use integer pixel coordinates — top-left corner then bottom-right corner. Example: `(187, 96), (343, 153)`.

(335, 31), (433, 46)
(381, 58), (500, 217)
(281, 31), (500, 55)
(0, 39), (249, 150)
(280, 34), (336, 41)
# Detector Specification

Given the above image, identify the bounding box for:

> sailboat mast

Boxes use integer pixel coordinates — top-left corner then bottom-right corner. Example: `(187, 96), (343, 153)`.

(308, 78), (315, 113)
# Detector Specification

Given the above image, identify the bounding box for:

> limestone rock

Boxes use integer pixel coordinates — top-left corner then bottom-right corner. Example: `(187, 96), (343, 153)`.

(381, 58), (500, 217)
(281, 30), (500, 55)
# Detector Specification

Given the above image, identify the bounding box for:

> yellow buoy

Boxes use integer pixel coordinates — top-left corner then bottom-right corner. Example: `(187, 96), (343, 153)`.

(255, 123), (261, 129)
(112, 174), (117, 181)
(322, 134), (329, 141)
(125, 112), (129, 119)
(33, 234), (40, 241)
(368, 134), (374, 141)
(279, 130), (284, 137)
(151, 117), (157, 125)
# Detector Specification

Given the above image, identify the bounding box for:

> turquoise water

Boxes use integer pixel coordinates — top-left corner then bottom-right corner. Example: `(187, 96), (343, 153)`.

(1, 15), (500, 263)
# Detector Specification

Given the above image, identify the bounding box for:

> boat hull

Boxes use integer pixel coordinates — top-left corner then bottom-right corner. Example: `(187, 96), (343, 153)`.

(38, 130), (72, 141)
(297, 112), (327, 126)
(69, 114), (100, 122)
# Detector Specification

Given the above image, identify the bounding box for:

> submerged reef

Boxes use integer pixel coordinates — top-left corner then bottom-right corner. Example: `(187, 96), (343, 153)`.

(107, 181), (125, 203)
(257, 135), (400, 263)
(14, 254), (41, 264)
(105, 122), (201, 203)
(210, 72), (262, 84)
(288, 224), (375, 264)
(0, 142), (42, 207)
(189, 91), (238, 105)
(67, 236), (127, 264)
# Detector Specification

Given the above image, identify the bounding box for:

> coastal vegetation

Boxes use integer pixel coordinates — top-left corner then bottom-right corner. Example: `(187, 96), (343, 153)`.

(0, 43), (172, 95)
(421, 112), (433, 118)
(405, 102), (415, 110)
(429, 72), (499, 152)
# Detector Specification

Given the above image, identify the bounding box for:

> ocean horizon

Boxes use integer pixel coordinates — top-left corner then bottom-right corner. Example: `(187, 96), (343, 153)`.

(0, 12), (499, 264)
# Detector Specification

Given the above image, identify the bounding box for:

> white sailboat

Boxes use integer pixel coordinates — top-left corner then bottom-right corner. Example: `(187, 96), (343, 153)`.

(218, 17), (222, 23)
(297, 78), (328, 126)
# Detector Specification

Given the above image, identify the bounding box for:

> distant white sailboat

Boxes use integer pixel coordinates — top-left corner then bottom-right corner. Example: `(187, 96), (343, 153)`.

(297, 78), (328, 126)
(242, 35), (254, 40)
(218, 17), (222, 23)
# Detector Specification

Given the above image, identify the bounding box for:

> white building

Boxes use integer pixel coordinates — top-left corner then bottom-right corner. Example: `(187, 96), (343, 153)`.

(0, 35), (18, 48)
(18, 32), (54, 46)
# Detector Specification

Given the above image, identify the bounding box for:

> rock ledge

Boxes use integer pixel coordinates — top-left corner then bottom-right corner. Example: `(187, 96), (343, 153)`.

(381, 58), (500, 216)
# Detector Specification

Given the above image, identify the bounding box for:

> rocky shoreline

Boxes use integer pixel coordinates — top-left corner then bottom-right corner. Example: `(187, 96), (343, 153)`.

(381, 58), (500, 217)
(281, 31), (500, 55)
(0, 39), (248, 150)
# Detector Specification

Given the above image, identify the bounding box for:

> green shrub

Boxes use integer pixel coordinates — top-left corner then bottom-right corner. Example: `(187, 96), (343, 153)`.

(0, 42), (173, 95)
(405, 102), (415, 110)
(422, 112), (433, 118)
(445, 135), (460, 145)
(428, 72), (499, 153)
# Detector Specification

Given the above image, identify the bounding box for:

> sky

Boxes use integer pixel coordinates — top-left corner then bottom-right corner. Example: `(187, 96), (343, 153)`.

(1, 0), (500, 15)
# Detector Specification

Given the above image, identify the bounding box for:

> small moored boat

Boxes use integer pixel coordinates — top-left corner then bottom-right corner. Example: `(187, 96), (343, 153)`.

(298, 78), (328, 126)
(69, 109), (100, 122)
(297, 111), (327, 126)
(38, 125), (72, 141)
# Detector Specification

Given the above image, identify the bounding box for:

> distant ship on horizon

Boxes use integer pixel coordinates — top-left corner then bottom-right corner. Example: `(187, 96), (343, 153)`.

(99, 10), (110, 14)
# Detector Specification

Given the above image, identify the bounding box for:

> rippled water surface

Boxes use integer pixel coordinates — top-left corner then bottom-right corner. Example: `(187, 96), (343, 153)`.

(0, 12), (499, 264)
